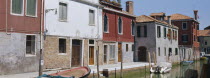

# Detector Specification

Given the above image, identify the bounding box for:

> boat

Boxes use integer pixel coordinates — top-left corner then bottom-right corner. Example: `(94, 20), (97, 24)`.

(150, 62), (172, 74)
(181, 61), (194, 66)
(37, 66), (91, 78)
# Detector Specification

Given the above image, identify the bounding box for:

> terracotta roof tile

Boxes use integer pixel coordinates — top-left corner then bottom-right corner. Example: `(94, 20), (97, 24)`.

(198, 30), (210, 36)
(150, 12), (165, 16)
(136, 15), (178, 29)
(170, 14), (193, 20)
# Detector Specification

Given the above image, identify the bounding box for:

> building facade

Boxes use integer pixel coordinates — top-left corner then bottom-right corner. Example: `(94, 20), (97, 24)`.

(135, 14), (180, 63)
(198, 30), (210, 54)
(44, 0), (103, 69)
(170, 10), (200, 60)
(100, 0), (135, 64)
(0, 0), (43, 74)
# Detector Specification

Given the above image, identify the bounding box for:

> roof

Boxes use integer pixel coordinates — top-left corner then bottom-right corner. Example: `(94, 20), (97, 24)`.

(136, 15), (179, 29)
(150, 12), (165, 16)
(103, 7), (136, 17)
(170, 14), (193, 20)
(198, 30), (210, 36)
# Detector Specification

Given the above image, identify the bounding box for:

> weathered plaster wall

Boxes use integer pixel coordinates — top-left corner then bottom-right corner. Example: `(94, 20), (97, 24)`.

(135, 22), (156, 62)
(122, 42), (134, 63)
(199, 36), (210, 54)
(0, 32), (40, 75)
(45, 0), (103, 39)
(43, 36), (71, 69)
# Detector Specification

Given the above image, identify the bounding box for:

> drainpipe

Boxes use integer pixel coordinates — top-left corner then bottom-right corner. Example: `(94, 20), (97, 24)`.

(39, 0), (44, 76)
(6, 0), (8, 34)
(96, 6), (100, 78)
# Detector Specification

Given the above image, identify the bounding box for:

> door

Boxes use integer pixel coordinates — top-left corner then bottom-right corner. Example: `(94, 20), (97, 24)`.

(138, 47), (147, 62)
(104, 45), (108, 64)
(118, 43), (122, 62)
(89, 46), (94, 65)
(71, 40), (81, 67)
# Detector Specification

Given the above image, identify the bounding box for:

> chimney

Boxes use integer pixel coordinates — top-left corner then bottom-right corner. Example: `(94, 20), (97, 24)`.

(117, 0), (121, 4)
(194, 10), (198, 20)
(126, 1), (133, 14)
(167, 16), (171, 25)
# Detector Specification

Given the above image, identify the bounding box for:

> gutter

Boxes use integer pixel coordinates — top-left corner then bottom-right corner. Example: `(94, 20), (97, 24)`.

(103, 7), (136, 17)
(71, 0), (103, 8)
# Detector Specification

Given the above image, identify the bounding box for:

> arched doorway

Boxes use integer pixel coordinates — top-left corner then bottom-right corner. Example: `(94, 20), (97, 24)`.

(138, 46), (147, 62)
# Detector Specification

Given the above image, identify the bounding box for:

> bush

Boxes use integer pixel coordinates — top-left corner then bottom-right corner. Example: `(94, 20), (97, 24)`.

(200, 57), (208, 60)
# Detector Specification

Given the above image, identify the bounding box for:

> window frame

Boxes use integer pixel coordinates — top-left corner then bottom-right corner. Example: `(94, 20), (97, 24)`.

(182, 22), (188, 30)
(25, 0), (37, 17)
(10, 0), (24, 16)
(25, 34), (36, 57)
(58, 38), (67, 54)
(131, 20), (135, 36)
(182, 34), (189, 42)
(103, 14), (109, 33)
(157, 26), (161, 38)
(89, 9), (95, 26)
(59, 2), (68, 22)
(118, 17), (123, 35)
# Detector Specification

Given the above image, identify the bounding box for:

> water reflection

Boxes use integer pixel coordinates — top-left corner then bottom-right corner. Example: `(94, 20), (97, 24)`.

(149, 61), (204, 78)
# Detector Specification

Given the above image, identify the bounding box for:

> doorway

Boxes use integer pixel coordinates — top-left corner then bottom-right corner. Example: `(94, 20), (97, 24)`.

(104, 45), (108, 64)
(71, 40), (82, 67)
(118, 43), (122, 62)
(138, 46), (147, 62)
(89, 46), (94, 65)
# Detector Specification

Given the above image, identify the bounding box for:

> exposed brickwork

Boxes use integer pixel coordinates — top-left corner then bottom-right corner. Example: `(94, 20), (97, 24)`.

(44, 36), (71, 69)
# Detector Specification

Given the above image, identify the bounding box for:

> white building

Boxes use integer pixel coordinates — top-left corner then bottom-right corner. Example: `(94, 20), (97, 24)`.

(44, 0), (103, 69)
(135, 14), (180, 64)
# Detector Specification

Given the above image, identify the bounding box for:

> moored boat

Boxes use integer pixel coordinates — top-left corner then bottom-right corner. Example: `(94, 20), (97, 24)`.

(150, 62), (172, 74)
(182, 61), (194, 66)
(37, 66), (91, 78)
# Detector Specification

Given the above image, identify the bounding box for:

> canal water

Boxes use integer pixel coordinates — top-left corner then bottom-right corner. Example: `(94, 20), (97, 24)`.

(110, 60), (206, 78)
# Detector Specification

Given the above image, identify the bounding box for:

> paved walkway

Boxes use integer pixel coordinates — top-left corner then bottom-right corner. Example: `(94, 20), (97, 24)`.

(0, 62), (151, 78)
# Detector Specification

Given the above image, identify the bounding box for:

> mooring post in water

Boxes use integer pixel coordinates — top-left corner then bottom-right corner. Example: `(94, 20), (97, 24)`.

(93, 71), (95, 78)
(115, 68), (117, 78)
(145, 65), (146, 78)
(148, 51), (151, 68)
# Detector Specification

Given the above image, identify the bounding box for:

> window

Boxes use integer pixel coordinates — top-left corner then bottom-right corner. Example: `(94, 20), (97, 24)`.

(175, 48), (178, 55)
(118, 17), (123, 34)
(173, 30), (175, 39)
(89, 9), (95, 25)
(11, 0), (23, 14)
(132, 44), (134, 51)
(182, 34), (188, 42)
(158, 47), (160, 56)
(164, 27), (167, 38)
(164, 47), (166, 56)
(137, 26), (147, 37)
(59, 3), (67, 21)
(59, 39), (66, 53)
(26, 0), (37, 16)
(109, 45), (115, 60)
(205, 41), (208, 45)
(104, 45), (108, 63)
(194, 35), (196, 41)
(175, 31), (178, 40)
(169, 48), (172, 56)
(89, 40), (94, 44)
(26, 35), (36, 55)
(182, 22), (187, 30)
(104, 14), (108, 32)
(131, 20), (135, 35)
(168, 29), (172, 39)
(126, 44), (128, 52)
(157, 26), (161, 38)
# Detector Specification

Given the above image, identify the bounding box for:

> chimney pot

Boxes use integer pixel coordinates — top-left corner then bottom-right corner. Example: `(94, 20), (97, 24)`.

(167, 16), (171, 25)
(194, 10), (198, 20)
(126, 1), (133, 15)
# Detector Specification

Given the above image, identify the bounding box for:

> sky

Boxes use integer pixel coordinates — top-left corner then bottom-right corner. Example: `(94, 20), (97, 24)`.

(121, 0), (210, 30)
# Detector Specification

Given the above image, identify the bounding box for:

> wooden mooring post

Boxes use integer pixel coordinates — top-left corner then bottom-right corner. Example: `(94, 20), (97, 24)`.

(148, 52), (151, 68)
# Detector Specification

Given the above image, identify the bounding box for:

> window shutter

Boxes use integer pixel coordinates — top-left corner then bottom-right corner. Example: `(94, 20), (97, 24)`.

(144, 26), (147, 37)
(137, 26), (141, 37)
(12, 0), (23, 14)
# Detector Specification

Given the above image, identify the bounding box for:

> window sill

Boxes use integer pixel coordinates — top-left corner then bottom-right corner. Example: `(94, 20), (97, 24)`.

(25, 54), (36, 57)
(89, 24), (95, 26)
(118, 33), (123, 35)
(104, 31), (109, 33)
(58, 53), (67, 55)
(10, 13), (24, 16)
(59, 19), (68, 22)
(109, 59), (115, 61)
(26, 15), (37, 18)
